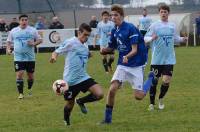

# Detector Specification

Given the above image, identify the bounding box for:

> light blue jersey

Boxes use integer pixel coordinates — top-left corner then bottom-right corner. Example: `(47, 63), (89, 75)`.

(138, 16), (152, 31)
(145, 20), (184, 65)
(96, 20), (114, 47)
(7, 26), (41, 61)
(55, 37), (90, 86)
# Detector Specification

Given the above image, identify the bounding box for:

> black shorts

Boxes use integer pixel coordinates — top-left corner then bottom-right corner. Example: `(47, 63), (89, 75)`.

(63, 78), (97, 101)
(150, 65), (174, 78)
(14, 61), (35, 73)
(140, 30), (147, 36)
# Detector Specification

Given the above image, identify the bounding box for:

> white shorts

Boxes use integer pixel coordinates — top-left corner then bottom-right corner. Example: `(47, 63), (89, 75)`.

(111, 65), (144, 91)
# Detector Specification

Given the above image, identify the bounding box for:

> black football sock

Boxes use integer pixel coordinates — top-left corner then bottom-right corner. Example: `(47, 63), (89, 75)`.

(16, 79), (24, 94)
(159, 83), (169, 99)
(102, 58), (108, 72)
(64, 106), (71, 125)
(27, 79), (34, 89)
(77, 93), (99, 104)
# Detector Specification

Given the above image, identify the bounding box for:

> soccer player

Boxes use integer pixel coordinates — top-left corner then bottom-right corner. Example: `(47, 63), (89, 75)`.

(100, 4), (155, 124)
(93, 11), (115, 74)
(138, 8), (152, 36)
(50, 23), (104, 126)
(144, 4), (187, 111)
(6, 14), (42, 99)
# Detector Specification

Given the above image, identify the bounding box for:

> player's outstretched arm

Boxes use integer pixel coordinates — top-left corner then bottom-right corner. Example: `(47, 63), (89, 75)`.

(50, 52), (58, 63)
(100, 47), (114, 55)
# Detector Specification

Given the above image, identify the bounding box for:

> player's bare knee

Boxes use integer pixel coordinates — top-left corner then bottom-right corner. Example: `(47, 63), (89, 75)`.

(95, 92), (104, 100)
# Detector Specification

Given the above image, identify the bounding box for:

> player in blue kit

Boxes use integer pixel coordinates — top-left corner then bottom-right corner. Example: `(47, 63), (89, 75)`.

(100, 4), (155, 124)
(6, 14), (42, 99)
(93, 11), (115, 74)
(144, 4), (187, 110)
(50, 23), (104, 126)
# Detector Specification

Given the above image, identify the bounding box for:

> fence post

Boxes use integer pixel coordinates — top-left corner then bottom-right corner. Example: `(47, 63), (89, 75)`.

(193, 24), (196, 46)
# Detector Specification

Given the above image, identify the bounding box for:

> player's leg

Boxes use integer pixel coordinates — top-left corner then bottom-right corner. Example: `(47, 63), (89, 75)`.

(26, 61), (35, 96)
(102, 65), (123, 124)
(76, 79), (103, 114)
(158, 65), (173, 110)
(14, 61), (25, 99)
(102, 80), (120, 124)
(148, 65), (161, 110)
(63, 86), (80, 125)
(102, 54), (109, 73)
(107, 53), (114, 73)
(128, 66), (154, 100)
(64, 100), (75, 126)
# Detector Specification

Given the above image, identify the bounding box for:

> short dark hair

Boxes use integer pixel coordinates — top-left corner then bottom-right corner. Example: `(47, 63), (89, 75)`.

(79, 23), (92, 32)
(101, 11), (110, 16)
(19, 14), (28, 20)
(159, 4), (170, 12)
(111, 4), (124, 17)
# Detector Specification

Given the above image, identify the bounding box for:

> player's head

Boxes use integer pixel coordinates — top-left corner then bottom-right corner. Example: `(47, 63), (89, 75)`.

(19, 14), (28, 29)
(78, 23), (92, 43)
(158, 4), (170, 22)
(101, 11), (110, 22)
(110, 4), (124, 26)
(142, 8), (147, 17)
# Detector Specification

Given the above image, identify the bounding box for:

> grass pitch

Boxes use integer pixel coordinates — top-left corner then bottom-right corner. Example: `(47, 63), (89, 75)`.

(0, 47), (199, 132)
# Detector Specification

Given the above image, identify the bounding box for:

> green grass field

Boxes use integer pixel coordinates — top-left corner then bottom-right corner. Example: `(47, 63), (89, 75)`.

(0, 47), (199, 132)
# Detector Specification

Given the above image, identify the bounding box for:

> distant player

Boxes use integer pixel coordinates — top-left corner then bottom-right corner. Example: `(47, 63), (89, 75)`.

(6, 14), (42, 99)
(138, 8), (152, 36)
(100, 4), (155, 124)
(93, 11), (115, 74)
(50, 23), (104, 126)
(144, 4), (187, 111)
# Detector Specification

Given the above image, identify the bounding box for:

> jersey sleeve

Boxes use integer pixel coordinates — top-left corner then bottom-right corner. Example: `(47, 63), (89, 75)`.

(55, 40), (72, 54)
(7, 31), (13, 43)
(173, 24), (184, 43)
(129, 25), (139, 45)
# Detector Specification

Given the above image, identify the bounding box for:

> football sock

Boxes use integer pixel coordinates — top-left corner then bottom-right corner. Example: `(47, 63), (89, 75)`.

(102, 58), (108, 72)
(150, 78), (158, 105)
(77, 93), (98, 104)
(64, 106), (71, 125)
(104, 104), (113, 123)
(150, 85), (157, 105)
(27, 79), (34, 89)
(159, 83), (169, 99)
(16, 79), (24, 94)
(143, 72), (155, 94)
(108, 57), (114, 67)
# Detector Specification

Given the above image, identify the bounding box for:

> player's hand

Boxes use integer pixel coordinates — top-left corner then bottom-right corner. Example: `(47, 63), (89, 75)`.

(123, 56), (128, 63)
(27, 40), (35, 46)
(49, 57), (56, 63)
(183, 37), (188, 43)
(152, 33), (158, 41)
(6, 48), (12, 55)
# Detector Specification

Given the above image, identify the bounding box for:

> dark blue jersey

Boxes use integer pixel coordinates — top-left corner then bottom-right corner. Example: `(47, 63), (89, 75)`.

(108, 21), (147, 67)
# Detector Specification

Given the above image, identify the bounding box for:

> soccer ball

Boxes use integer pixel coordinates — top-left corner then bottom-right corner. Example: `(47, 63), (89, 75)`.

(52, 79), (68, 95)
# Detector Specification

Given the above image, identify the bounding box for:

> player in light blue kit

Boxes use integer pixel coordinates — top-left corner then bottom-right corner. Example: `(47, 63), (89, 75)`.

(6, 14), (42, 99)
(100, 4), (155, 124)
(138, 8), (152, 36)
(94, 11), (115, 74)
(50, 23), (104, 126)
(144, 4), (187, 110)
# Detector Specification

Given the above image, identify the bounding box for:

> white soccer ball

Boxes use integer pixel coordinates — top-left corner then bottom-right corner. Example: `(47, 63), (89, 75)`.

(52, 79), (68, 95)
